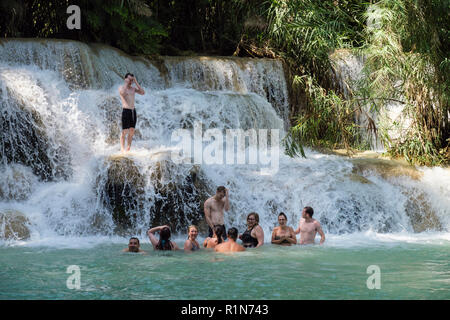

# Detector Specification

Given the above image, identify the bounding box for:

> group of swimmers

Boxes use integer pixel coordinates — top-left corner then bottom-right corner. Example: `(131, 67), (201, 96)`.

(118, 73), (326, 254)
(123, 188), (326, 254)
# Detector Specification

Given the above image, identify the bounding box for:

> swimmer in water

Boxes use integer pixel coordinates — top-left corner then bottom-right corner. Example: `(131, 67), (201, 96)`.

(184, 225), (201, 252)
(294, 206), (325, 245)
(271, 212), (297, 246)
(214, 227), (245, 253)
(239, 212), (264, 248)
(122, 237), (146, 253)
(147, 225), (180, 251)
(203, 224), (225, 249)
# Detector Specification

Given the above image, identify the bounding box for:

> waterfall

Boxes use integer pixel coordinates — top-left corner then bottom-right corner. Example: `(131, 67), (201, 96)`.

(0, 39), (449, 244)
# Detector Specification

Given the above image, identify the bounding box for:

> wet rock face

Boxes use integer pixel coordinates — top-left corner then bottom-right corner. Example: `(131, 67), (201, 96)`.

(351, 158), (423, 180)
(0, 87), (71, 181)
(98, 96), (122, 145)
(100, 156), (145, 234)
(99, 155), (212, 234)
(0, 164), (38, 201)
(350, 158), (443, 233)
(0, 210), (31, 240)
(149, 160), (211, 234)
(403, 188), (443, 232)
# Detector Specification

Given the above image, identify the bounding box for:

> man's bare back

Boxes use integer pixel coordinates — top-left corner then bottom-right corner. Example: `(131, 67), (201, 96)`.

(214, 240), (245, 252)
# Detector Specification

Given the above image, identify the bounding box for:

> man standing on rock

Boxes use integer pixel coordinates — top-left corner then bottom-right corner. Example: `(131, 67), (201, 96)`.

(204, 186), (230, 240)
(119, 72), (145, 153)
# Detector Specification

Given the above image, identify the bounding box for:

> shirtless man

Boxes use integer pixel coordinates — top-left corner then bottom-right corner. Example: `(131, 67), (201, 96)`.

(122, 237), (146, 253)
(119, 72), (145, 153)
(294, 206), (325, 245)
(204, 186), (230, 239)
(214, 228), (245, 253)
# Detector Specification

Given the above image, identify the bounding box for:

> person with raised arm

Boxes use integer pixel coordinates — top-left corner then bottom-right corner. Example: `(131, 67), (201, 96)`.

(147, 225), (179, 251)
(119, 72), (145, 153)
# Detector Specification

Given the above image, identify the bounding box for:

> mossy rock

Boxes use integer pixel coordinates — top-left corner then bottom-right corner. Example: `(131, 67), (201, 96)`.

(98, 154), (212, 234)
(147, 159), (212, 234)
(0, 210), (31, 240)
(403, 188), (443, 232)
(351, 158), (422, 180)
(100, 156), (145, 234)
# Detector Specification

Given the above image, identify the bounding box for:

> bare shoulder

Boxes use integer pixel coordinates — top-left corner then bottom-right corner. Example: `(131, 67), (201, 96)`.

(313, 219), (322, 228)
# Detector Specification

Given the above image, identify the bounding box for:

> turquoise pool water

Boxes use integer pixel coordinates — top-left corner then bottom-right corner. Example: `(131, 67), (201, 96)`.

(1, 235), (449, 300)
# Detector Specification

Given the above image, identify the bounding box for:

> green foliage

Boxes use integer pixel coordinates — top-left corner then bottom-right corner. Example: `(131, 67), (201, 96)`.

(84, 0), (167, 55)
(358, 0), (449, 166)
(283, 75), (364, 157)
(266, 0), (367, 79)
(265, 0), (369, 156)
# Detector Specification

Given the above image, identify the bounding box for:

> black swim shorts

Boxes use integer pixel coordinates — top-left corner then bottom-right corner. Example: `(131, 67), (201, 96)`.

(122, 108), (137, 129)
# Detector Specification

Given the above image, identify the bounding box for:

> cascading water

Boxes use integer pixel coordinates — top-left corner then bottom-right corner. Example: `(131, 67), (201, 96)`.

(0, 39), (449, 246)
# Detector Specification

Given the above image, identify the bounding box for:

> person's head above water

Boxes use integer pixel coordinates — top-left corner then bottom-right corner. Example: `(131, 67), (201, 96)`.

(128, 237), (140, 252)
(213, 224), (224, 244)
(302, 206), (314, 219)
(246, 212), (259, 226)
(278, 212), (287, 226)
(156, 226), (173, 250)
(187, 225), (198, 240)
(227, 227), (238, 241)
(215, 186), (226, 200)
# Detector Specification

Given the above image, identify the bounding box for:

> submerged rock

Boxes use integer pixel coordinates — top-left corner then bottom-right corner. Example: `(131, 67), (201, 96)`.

(0, 210), (31, 240)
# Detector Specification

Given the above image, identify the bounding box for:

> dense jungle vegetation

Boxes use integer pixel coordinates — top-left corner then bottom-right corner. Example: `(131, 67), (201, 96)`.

(1, 0), (448, 165)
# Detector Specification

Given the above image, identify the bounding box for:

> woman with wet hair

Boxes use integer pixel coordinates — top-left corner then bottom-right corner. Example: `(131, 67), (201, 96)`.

(147, 225), (180, 251)
(239, 212), (264, 248)
(271, 212), (297, 246)
(184, 225), (201, 252)
(203, 224), (225, 249)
